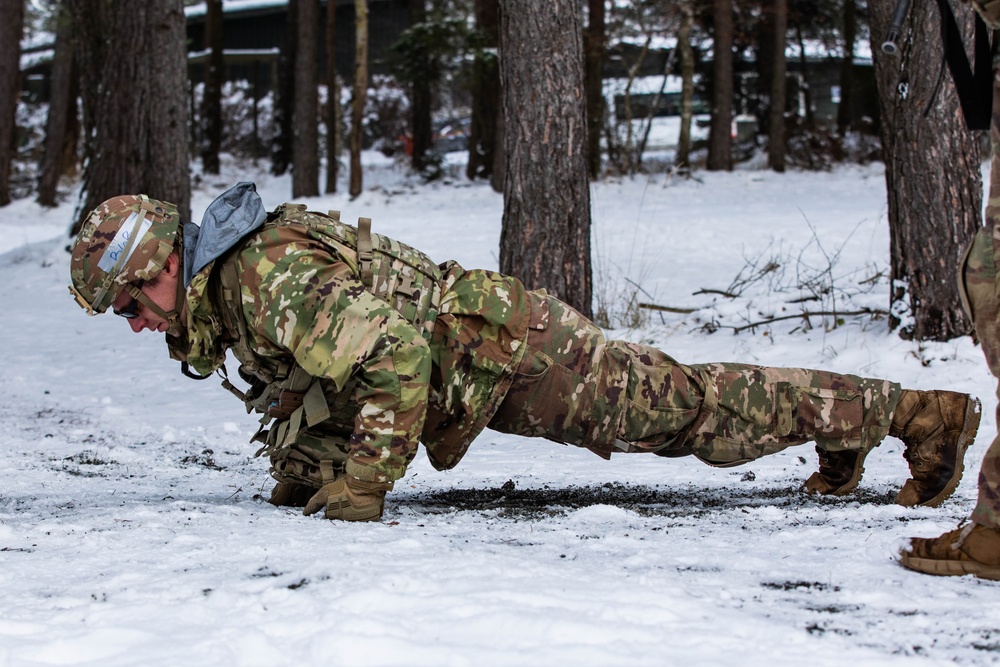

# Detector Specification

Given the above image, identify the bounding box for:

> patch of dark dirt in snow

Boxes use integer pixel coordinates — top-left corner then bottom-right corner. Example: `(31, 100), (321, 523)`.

(64, 451), (116, 466)
(179, 448), (224, 471)
(402, 480), (897, 519)
(761, 580), (842, 592)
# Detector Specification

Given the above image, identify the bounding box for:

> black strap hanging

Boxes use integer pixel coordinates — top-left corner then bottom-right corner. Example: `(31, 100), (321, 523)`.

(935, 0), (993, 130)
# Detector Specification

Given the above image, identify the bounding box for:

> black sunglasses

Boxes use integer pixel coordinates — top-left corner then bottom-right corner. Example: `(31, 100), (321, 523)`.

(112, 280), (145, 319)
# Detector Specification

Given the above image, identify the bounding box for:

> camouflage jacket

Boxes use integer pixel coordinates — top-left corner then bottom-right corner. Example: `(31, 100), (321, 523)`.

(167, 197), (529, 484)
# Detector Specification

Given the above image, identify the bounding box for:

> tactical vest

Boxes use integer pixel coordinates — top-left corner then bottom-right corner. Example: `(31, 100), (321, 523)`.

(213, 204), (444, 488)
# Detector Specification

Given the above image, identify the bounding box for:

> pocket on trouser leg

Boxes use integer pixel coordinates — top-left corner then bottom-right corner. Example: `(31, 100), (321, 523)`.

(611, 342), (701, 452)
(488, 346), (594, 445)
(268, 431), (350, 489)
(787, 385), (865, 451)
(684, 366), (786, 467)
(960, 228), (1000, 377)
(685, 376), (866, 467)
(619, 399), (700, 451)
(270, 449), (324, 488)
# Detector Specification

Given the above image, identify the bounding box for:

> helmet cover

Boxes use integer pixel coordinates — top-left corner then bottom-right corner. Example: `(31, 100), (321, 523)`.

(69, 195), (180, 315)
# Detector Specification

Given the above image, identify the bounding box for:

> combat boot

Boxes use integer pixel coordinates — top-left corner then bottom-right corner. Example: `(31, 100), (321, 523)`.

(889, 389), (981, 507)
(267, 481), (315, 507)
(899, 523), (1000, 580)
(802, 445), (869, 496)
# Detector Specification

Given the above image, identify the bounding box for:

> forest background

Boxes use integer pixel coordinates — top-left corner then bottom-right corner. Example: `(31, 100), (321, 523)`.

(2, 2), (1000, 664)
(0, 0), (988, 339)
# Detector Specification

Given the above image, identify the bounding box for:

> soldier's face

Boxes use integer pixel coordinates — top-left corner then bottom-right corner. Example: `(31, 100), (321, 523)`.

(110, 253), (180, 334)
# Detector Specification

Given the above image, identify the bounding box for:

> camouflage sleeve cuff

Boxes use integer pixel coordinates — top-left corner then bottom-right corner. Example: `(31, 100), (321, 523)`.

(346, 458), (406, 484)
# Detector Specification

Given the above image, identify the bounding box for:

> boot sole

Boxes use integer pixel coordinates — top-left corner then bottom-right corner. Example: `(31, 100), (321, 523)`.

(899, 552), (1000, 581)
(904, 397), (982, 508)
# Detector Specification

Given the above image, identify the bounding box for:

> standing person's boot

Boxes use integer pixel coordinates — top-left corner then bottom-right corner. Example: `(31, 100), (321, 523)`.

(899, 523), (1000, 580)
(802, 445), (869, 496)
(890, 390), (981, 507)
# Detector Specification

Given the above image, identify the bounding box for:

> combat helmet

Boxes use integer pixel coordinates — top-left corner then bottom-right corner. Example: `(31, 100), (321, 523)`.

(69, 194), (181, 322)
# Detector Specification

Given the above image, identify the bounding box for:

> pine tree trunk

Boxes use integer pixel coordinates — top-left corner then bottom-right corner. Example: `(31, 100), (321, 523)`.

(0, 0), (25, 206)
(836, 0), (857, 135)
(70, 0), (190, 232)
(676, 0), (695, 169)
(766, 0), (787, 172)
(794, 24), (814, 126)
(38, 3), (75, 207)
(271, 0), (297, 176)
(467, 0), (500, 181)
(201, 0), (224, 175)
(491, 99), (505, 193)
(756, 0), (775, 141)
(325, 0), (339, 193)
(499, 0), (592, 318)
(584, 0), (605, 180)
(707, 0), (733, 171)
(410, 0), (433, 173)
(293, 0), (319, 198)
(869, 0), (980, 341)
(350, 0), (368, 198)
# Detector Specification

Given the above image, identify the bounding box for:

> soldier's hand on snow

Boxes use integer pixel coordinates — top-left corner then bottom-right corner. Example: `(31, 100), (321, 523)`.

(267, 481), (315, 507)
(964, 0), (1000, 28)
(302, 476), (392, 521)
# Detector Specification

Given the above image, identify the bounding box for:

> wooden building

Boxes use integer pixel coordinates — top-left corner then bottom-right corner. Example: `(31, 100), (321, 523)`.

(185, 0), (411, 91)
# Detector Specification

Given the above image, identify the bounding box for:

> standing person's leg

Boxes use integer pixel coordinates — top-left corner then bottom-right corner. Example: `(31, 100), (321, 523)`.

(490, 292), (978, 506)
(899, 229), (1000, 579)
(960, 223), (1000, 532)
(963, 65), (1000, 531)
(899, 70), (1000, 579)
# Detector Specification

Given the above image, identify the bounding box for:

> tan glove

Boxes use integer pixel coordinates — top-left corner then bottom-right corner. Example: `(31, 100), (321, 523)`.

(302, 476), (393, 521)
(964, 0), (1000, 29)
(267, 481), (316, 508)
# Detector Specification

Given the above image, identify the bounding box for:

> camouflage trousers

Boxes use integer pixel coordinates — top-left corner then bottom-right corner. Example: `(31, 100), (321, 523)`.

(956, 71), (1000, 530)
(960, 227), (1000, 530)
(489, 292), (901, 467)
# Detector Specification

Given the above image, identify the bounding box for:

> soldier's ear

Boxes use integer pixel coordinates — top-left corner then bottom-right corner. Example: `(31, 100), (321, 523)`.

(163, 250), (181, 277)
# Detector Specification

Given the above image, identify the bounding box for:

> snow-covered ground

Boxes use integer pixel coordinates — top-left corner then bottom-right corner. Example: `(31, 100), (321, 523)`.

(1, 154), (998, 666)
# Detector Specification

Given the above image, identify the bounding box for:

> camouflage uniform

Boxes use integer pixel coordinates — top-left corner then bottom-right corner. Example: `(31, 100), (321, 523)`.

(165, 200), (903, 491)
(491, 292), (899, 466)
(170, 202), (530, 486)
(954, 66), (1000, 531)
(893, 0), (1000, 579)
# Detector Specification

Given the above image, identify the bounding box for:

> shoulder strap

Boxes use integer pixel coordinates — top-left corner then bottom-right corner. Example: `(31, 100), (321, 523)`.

(213, 251), (289, 384)
(357, 216), (374, 288)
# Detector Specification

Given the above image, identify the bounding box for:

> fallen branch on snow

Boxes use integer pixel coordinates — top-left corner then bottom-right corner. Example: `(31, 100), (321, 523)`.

(726, 308), (888, 333)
